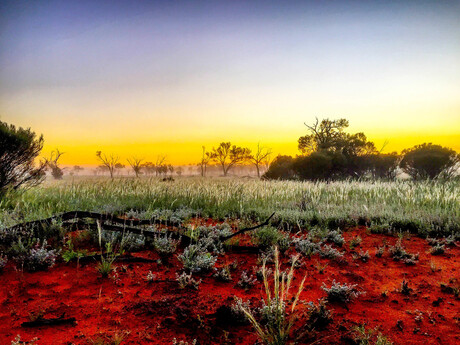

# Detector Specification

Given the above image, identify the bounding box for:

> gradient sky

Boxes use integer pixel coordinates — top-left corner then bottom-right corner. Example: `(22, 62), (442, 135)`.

(1, 0), (459, 166)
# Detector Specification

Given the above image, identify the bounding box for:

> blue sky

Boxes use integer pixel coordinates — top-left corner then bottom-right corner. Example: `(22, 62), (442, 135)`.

(1, 0), (459, 164)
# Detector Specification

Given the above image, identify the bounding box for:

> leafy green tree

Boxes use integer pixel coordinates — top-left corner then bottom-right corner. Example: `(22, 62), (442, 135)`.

(209, 142), (251, 176)
(0, 121), (46, 196)
(296, 118), (377, 179)
(400, 143), (459, 179)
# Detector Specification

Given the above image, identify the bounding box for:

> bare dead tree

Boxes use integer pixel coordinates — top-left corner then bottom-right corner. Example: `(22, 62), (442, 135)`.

(249, 143), (272, 178)
(199, 146), (211, 177)
(155, 155), (167, 176)
(44, 148), (65, 180)
(127, 157), (144, 177)
(96, 151), (119, 179)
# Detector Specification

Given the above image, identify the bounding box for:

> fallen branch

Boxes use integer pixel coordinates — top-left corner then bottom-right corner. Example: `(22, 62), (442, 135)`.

(8, 210), (182, 232)
(21, 314), (76, 328)
(220, 212), (275, 241)
(6, 210), (275, 246)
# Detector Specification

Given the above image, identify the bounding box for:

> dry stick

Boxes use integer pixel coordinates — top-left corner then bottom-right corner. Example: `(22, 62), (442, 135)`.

(220, 212), (276, 241)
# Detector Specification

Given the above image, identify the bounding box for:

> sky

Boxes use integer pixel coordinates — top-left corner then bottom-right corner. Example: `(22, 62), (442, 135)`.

(1, 0), (459, 166)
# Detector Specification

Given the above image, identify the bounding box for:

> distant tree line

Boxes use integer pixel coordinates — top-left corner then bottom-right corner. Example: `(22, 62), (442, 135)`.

(1, 117), (459, 198)
(263, 118), (459, 181)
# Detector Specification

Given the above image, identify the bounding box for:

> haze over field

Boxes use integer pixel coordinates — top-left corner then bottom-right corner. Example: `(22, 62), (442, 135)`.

(1, 0), (459, 166)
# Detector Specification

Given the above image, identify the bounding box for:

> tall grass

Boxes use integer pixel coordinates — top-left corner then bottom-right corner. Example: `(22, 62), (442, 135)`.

(237, 247), (307, 345)
(1, 176), (458, 235)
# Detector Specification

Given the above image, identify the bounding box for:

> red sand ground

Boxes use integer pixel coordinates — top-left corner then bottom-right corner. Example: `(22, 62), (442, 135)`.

(0, 225), (459, 345)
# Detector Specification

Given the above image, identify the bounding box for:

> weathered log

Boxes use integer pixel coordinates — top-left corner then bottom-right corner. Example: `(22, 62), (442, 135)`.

(8, 210), (180, 232)
(6, 210), (275, 244)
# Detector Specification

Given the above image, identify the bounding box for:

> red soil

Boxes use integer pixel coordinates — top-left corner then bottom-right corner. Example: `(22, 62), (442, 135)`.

(0, 225), (459, 345)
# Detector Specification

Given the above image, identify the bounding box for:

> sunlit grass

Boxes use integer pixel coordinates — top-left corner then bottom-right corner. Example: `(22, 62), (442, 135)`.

(1, 176), (458, 235)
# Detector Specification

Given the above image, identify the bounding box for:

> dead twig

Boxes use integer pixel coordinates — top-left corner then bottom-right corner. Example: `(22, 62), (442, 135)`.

(220, 212), (275, 241)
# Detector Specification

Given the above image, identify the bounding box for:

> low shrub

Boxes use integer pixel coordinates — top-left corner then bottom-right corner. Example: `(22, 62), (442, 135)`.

(349, 236), (362, 249)
(325, 229), (345, 247)
(306, 299), (333, 330)
(186, 223), (232, 254)
(231, 298), (251, 324)
(356, 250), (370, 263)
(175, 272), (202, 290)
(294, 237), (321, 257)
(322, 280), (364, 303)
(375, 245), (385, 258)
(178, 244), (217, 273)
(318, 245), (344, 261)
(430, 243), (446, 255)
(389, 240), (418, 265)
(400, 280), (412, 295)
(152, 233), (181, 256)
(253, 226), (290, 250)
(213, 266), (232, 282)
(238, 271), (257, 290)
(12, 240), (58, 272)
(352, 325), (393, 345)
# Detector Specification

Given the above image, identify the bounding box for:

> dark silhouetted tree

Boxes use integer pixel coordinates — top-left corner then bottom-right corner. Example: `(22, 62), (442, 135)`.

(298, 118), (349, 154)
(369, 153), (400, 180)
(96, 151), (120, 179)
(209, 142), (251, 176)
(293, 151), (336, 180)
(155, 155), (167, 176)
(249, 143), (272, 178)
(127, 157), (144, 177)
(262, 155), (295, 180)
(44, 148), (65, 179)
(0, 121), (46, 196)
(296, 118), (377, 179)
(400, 143), (459, 180)
(199, 146), (211, 177)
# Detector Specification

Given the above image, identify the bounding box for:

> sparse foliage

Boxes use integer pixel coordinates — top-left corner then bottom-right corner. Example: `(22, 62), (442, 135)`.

(96, 151), (120, 179)
(127, 157), (144, 177)
(209, 142), (251, 176)
(44, 148), (65, 180)
(250, 143), (272, 178)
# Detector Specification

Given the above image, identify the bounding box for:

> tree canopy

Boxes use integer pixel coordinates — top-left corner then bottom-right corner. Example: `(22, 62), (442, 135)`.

(209, 142), (251, 176)
(0, 121), (46, 196)
(400, 143), (459, 179)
